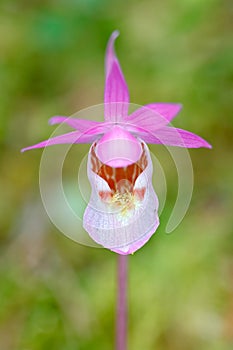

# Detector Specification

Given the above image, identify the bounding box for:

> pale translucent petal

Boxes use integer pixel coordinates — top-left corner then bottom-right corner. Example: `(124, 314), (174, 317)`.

(110, 222), (158, 255)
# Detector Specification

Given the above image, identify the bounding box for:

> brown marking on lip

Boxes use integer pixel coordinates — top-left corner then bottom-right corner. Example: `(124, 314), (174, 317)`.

(90, 143), (148, 193)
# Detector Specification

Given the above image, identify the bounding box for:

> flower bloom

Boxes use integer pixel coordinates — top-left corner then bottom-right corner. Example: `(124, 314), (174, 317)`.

(22, 31), (211, 255)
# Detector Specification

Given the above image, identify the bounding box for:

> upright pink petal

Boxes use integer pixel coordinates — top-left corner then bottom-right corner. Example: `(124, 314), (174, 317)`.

(104, 31), (129, 122)
(21, 131), (99, 152)
(136, 126), (212, 149)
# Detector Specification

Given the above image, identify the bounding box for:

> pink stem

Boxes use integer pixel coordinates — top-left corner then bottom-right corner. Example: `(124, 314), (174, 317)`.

(116, 255), (128, 350)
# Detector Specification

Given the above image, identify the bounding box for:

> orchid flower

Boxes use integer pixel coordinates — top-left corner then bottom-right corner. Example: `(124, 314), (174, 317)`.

(22, 31), (211, 255)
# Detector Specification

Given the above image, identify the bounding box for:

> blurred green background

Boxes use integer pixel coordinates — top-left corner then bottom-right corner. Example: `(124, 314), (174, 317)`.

(0, 0), (232, 349)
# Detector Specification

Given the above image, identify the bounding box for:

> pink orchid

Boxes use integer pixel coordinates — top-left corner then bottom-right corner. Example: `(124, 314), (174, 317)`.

(22, 31), (211, 255)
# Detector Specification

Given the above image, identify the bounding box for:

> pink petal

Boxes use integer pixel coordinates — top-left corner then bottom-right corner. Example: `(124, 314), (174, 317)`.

(129, 103), (182, 123)
(104, 31), (129, 122)
(49, 116), (107, 134)
(21, 131), (98, 152)
(95, 125), (142, 167)
(136, 126), (212, 149)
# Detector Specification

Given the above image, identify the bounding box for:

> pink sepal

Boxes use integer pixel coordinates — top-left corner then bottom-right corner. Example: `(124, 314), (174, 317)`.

(104, 31), (129, 122)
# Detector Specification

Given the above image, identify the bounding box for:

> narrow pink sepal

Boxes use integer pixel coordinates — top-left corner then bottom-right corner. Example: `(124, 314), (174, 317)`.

(136, 126), (212, 149)
(149, 103), (182, 122)
(127, 103), (182, 129)
(49, 116), (107, 134)
(104, 31), (129, 122)
(21, 131), (98, 152)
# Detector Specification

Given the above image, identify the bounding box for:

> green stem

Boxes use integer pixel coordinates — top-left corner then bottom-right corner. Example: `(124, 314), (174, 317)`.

(116, 254), (128, 350)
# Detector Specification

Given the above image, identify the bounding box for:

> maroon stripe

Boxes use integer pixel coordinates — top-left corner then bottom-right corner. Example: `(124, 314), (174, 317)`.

(90, 143), (148, 193)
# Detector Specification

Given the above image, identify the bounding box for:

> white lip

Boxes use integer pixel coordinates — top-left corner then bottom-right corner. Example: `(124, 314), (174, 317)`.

(83, 141), (159, 251)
